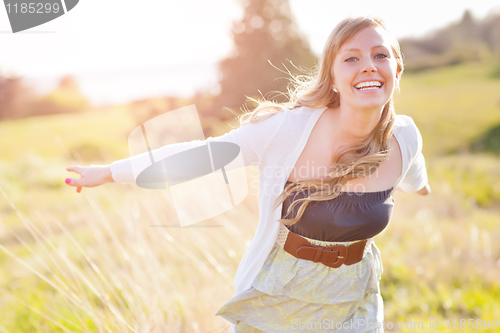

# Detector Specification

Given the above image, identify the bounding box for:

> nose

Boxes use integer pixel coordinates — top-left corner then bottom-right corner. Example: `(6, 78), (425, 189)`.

(361, 58), (377, 73)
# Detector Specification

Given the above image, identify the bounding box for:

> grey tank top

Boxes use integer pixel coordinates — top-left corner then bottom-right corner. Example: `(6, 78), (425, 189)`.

(281, 181), (395, 242)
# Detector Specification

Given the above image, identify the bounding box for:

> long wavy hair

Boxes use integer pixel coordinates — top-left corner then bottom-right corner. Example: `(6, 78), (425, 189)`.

(235, 16), (404, 226)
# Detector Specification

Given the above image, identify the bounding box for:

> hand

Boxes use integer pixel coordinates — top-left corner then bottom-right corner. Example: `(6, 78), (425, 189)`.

(65, 164), (114, 193)
(416, 184), (431, 195)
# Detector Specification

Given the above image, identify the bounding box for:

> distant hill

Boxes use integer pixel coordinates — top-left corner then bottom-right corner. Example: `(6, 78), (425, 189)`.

(399, 10), (500, 72)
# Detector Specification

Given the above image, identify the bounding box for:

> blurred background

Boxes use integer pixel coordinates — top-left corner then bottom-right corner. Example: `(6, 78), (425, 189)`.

(1, 0), (500, 332)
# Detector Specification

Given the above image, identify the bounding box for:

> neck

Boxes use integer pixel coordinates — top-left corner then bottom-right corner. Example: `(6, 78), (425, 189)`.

(329, 104), (384, 145)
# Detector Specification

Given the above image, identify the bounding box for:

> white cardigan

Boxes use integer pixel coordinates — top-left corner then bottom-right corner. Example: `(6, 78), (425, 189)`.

(110, 105), (428, 306)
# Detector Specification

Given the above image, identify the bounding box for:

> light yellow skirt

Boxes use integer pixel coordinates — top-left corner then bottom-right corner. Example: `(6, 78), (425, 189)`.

(215, 236), (385, 333)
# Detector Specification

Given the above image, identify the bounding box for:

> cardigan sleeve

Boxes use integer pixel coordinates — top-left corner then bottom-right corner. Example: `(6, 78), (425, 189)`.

(109, 111), (282, 183)
(397, 118), (429, 193)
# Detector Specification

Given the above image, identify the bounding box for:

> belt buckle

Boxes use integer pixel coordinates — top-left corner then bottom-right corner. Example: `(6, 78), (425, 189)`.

(321, 244), (347, 268)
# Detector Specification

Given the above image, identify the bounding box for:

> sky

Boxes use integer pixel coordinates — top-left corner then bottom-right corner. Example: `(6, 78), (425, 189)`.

(1, 0), (499, 105)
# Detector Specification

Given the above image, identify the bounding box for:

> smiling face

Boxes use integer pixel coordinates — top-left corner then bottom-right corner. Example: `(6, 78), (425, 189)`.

(331, 26), (400, 112)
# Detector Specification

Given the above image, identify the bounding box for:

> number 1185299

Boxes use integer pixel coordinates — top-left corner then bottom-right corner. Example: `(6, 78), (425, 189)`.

(6, 2), (60, 14)
(444, 319), (498, 330)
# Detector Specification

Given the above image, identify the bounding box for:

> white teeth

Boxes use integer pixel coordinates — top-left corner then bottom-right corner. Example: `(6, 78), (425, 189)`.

(355, 81), (382, 89)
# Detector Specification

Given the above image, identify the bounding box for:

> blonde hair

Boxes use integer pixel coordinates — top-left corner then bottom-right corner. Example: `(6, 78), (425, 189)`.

(236, 16), (404, 226)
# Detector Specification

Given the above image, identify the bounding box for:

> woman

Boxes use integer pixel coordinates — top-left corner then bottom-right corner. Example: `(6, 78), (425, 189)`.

(66, 16), (430, 333)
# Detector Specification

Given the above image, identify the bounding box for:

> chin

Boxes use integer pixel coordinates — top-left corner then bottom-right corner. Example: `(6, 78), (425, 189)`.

(356, 101), (389, 112)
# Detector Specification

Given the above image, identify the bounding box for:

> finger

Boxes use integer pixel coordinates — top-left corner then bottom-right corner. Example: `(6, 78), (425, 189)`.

(76, 186), (82, 193)
(65, 178), (82, 187)
(66, 165), (81, 175)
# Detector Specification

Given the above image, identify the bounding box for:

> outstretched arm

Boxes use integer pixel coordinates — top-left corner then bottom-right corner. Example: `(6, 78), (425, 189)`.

(64, 108), (282, 193)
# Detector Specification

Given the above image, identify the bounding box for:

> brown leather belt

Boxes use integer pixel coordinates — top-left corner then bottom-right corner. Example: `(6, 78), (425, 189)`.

(283, 228), (367, 268)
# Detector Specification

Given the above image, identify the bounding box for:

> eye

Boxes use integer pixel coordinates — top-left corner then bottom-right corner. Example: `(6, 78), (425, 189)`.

(376, 53), (388, 59)
(344, 57), (357, 62)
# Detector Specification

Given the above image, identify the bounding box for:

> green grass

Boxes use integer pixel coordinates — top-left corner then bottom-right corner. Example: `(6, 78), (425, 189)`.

(428, 153), (500, 207)
(395, 61), (500, 157)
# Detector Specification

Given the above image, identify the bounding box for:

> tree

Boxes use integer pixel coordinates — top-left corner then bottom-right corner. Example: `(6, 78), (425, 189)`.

(214, 0), (317, 117)
(0, 73), (91, 119)
(0, 72), (36, 120)
(399, 9), (500, 71)
(33, 75), (90, 116)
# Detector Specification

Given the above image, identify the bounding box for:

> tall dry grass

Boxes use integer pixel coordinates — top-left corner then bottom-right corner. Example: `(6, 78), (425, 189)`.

(0, 167), (262, 332)
(1, 152), (499, 332)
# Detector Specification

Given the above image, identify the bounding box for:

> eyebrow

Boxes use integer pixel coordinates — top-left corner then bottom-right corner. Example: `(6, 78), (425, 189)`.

(340, 45), (388, 53)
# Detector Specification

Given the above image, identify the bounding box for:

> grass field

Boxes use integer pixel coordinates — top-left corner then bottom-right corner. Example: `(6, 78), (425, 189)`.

(0, 60), (499, 332)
